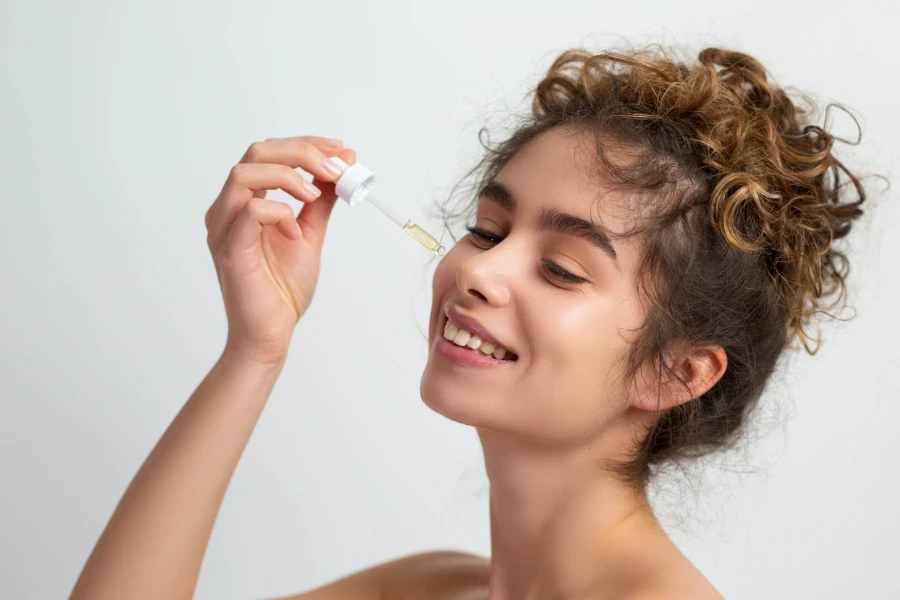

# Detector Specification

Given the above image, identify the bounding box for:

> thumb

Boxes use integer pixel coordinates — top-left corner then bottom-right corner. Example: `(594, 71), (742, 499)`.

(296, 192), (339, 248)
(296, 147), (356, 248)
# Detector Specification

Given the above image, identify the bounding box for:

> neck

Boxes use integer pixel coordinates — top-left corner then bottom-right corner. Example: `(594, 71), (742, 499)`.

(479, 426), (658, 600)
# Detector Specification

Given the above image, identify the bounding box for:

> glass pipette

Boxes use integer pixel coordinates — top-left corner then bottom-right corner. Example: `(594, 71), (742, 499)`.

(365, 193), (446, 256)
(328, 156), (446, 256)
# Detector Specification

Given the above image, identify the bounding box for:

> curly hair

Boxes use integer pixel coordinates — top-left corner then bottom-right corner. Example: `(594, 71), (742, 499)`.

(442, 45), (869, 489)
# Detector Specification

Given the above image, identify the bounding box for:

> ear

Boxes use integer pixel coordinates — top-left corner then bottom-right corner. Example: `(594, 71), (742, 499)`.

(631, 344), (728, 412)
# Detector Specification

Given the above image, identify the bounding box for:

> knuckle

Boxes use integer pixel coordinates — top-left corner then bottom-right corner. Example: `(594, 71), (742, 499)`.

(245, 196), (264, 214)
(227, 163), (247, 184)
(244, 141), (265, 162)
(295, 140), (322, 162)
(277, 164), (298, 180)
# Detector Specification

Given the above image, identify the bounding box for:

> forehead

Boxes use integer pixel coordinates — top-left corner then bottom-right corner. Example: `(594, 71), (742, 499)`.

(493, 127), (628, 229)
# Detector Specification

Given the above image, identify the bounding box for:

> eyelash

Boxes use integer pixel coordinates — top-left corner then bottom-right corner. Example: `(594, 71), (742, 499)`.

(465, 226), (587, 284)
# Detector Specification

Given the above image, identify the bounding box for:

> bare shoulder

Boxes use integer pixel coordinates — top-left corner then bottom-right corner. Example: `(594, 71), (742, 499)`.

(617, 553), (724, 600)
(273, 550), (489, 600)
(381, 550), (490, 599)
(623, 583), (723, 600)
(625, 586), (723, 600)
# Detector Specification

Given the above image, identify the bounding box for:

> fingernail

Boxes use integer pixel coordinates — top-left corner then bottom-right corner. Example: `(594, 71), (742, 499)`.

(324, 138), (343, 148)
(323, 157), (345, 178)
(302, 180), (321, 198)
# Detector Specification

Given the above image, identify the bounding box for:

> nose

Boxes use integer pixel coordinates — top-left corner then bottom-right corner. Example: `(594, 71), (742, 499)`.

(455, 248), (512, 308)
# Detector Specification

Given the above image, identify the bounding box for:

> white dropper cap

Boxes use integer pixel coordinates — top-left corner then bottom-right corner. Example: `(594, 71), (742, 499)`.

(328, 156), (374, 208)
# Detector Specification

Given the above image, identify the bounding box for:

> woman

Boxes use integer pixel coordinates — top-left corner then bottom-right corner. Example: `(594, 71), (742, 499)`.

(70, 45), (867, 599)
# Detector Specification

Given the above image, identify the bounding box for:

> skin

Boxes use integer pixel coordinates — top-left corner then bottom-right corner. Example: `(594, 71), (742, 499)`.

(69, 135), (357, 600)
(69, 130), (727, 600)
(421, 127), (727, 599)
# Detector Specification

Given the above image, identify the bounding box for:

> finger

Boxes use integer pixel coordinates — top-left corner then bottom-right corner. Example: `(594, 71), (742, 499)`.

(340, 147), (357, 167)
(203, 189), (269, 237)
(307, 148), (358, 203)
(244, 137), (339, 199)
(296, 196), (338, 249)
(209, 162), (321, 248)
(259, 135), (345, 154)
(296, 147), (357, 248)
(240, 137), (348, 183)
(270, 135), (345, 151)
(221, 198), (301, 260)
(223, 163), (322, 204)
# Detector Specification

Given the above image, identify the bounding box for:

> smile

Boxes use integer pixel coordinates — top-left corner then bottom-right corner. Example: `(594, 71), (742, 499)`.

(443, 319), (517, 361)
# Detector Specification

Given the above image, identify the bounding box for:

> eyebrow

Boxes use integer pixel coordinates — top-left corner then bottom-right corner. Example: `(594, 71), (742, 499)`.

(478, 180), (620, 268)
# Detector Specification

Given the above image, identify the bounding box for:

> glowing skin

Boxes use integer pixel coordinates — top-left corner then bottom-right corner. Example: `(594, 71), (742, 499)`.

(422, 127), (649, 446)
(420, 127), (727, 598)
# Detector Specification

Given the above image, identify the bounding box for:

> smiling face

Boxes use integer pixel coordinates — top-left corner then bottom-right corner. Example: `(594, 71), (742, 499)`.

(420, 127), (652, 446)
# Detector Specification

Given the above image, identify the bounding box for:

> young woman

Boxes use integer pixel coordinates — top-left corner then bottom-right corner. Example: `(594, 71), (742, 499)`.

(70, 45), (867, 599)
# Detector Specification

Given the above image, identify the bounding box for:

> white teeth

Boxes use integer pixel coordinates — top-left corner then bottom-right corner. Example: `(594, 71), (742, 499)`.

(443, 319), (513, 360)
(444, 322), (458, 340)
(452, 330), (472, 346)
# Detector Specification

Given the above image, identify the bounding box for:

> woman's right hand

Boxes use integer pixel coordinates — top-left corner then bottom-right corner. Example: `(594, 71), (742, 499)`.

(204, 136), (356, 365)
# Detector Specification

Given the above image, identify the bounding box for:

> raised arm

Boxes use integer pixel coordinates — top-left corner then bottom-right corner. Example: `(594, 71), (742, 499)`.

(70, 136), (356, 600)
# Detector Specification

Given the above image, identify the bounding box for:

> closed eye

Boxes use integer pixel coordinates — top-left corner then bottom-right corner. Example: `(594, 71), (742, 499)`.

(465, 225), (587, 285)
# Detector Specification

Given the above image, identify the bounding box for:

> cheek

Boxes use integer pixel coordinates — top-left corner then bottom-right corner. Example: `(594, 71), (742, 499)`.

(528, 295), (634, 401)
(539, 296), (625, 354)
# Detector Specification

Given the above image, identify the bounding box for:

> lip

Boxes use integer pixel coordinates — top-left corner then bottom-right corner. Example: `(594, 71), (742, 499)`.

(443, 305), (514, 356)
(435, 337), (513, 368)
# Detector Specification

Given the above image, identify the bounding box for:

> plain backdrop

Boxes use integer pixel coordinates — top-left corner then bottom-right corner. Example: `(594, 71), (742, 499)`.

(2, 1), (898, 598)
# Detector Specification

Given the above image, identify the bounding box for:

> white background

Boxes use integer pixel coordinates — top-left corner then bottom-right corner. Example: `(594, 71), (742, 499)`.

(2, 1), (898, 598)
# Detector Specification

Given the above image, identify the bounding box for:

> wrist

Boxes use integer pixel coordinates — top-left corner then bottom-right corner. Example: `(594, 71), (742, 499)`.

(220, 344), (288, 374)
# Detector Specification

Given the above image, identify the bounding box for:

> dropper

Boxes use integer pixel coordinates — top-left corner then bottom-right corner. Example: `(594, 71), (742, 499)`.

(327, 156), (446, 256)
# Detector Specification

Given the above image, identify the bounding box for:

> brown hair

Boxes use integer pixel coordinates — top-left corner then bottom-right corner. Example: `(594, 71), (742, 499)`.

(442, 45), (870, 489)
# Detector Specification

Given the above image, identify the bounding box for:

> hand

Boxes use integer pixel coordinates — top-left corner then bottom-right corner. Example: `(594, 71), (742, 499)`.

(204, 136), (356, 365)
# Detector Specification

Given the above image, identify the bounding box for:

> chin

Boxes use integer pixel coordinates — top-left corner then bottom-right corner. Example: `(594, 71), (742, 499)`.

(419, 367), (495, 428)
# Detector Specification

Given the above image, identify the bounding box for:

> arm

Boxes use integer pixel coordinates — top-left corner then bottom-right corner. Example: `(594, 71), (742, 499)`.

(70, 135), (357, 600)
(70, 349), (285, 600)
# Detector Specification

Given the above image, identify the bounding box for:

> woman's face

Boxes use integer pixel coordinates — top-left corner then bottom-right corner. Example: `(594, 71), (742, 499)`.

(420, 128), (650, 444)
